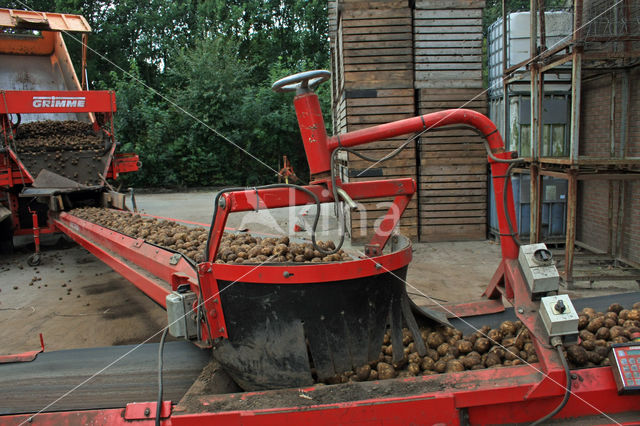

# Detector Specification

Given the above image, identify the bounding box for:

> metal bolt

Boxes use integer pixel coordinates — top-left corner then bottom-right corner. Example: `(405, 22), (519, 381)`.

(517, 308), (524, 314)
(213, 298), (218, 303)
(144, 407), (150, 416)
(218, 198), (226, 209)
(283, 271), (293, 278)
(219, 328), (225, 333)
(375, 263), (382, 270)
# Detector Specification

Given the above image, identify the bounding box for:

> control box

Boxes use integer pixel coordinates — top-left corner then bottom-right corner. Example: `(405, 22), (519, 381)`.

(538, 294), (578, 341)
(518, 243), (560, 295)
(609, 343), (640, 394)
(166, 291), (198, 339)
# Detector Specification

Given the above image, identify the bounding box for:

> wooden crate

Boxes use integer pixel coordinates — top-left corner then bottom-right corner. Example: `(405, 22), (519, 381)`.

(418, 88), (488, 242)
(413, 1), (485, 89)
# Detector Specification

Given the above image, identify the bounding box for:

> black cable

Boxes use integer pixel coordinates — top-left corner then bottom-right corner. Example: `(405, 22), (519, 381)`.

(503, 161), (524, 247)
(530, 343), (572, 426)
(156, 327), (169, 426)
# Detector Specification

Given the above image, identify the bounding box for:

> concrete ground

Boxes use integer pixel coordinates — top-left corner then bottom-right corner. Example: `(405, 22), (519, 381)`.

(1, 190), (638, 355)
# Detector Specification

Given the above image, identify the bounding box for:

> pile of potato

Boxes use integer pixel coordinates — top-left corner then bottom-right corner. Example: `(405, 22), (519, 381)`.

(14, 120), (104, 152)
(564, 303), (640, 369)
(69, 207), (351, 264)
(325, 319), (537, 384)
(325, 301), (640, 384)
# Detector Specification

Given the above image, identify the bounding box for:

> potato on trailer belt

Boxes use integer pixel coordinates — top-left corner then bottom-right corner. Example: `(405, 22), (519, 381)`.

(13, 120), (108, 186)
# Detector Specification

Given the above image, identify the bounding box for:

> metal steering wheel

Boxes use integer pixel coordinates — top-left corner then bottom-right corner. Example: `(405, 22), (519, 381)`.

(271, 70), (331, 93)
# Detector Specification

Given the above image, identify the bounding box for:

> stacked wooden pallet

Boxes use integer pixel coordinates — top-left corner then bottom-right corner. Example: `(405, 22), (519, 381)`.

(414, 0), (488, 241)
(334, 0), (418, 241)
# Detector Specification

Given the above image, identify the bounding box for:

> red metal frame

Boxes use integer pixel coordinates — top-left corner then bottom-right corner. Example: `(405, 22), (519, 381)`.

(0, 90), (116, 114)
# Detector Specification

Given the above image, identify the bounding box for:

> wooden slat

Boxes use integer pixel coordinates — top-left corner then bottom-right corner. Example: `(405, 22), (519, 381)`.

(415, 0), (485, 9)
(422, 217), (485, 225)
(421, 195), (485, 203)
(344, 55), (413, 64)
(414, 26), (482, 34)
(413, 18), (482, 27)
(421, 165), (486, 175)
(344, 25), (411, 35)
(347, 104), (414, 115)
(420, 188), (486, 197)
(420, 181), (487, 189)
(344, 40), (412, 49)
(420, 174), (486, 183)
(415, 80), (484, 89)
(344, 47), (413, 57)
(421, 210), (485, 218)
(414, 54), (483, 62)
(414, 33), (483, 41)
(415, 63), (483, 71)
(414, 9), (482, 19)
(344, 33), (412, 42)
(343, 9), (412, 20)
(420, 156), (486, 165)
(420, 224), (486, 242)
(420, 202), (486, 211)
(347, 96), (414, 107)
(344, 63), (414, 72)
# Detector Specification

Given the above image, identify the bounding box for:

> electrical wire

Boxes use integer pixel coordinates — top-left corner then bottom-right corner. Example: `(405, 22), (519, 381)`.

(530, 339), (572, 426)
(503, 161), (524, 247)
(156, 327), (169, 426)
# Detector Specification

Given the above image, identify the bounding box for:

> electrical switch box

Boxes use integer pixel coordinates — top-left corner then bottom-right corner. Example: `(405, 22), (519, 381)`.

(166, 291), (198, 339)
(539, 294), (578, 340)
(518, 243), (559, 295)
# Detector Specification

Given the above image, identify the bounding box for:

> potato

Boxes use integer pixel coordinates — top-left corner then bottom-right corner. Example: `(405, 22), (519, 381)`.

(577, 315), (589, 330)
(566, 345), (588, 365)
(427, 332), (445, 349)
(408, 352), (421, 364)
(456, 340), (473, 354)
(377, 362), (396, 380)
(462, 352), (482, 369)
(504, 346), (519, 361)
(500, 321), (517, 336)
(437, 343), (450, 357)
(368, 369), (378, 381)
(586, 351), (603, 364)
(628, 310), (640, 322)
(446, 360), (465, 373)
(587, 317), (605, 333)
(473, 337), (491, 354)
(633, 302), (640, 310)
(595, 327), (610, 340)
(434, 360), (447, 373)
(487, 329), (503, 343)
(355, 364), (371, 381)
(421, 357), (435, 371)
(608, 303), (624, 314)
(485, 352), (501, 367)
(408, 362), (421, 376)
(579, 329), (595, 341)
(580, 339), (596, 351)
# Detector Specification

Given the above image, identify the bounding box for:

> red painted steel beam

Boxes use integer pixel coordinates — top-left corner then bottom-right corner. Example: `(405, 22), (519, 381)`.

(0, 90), (116, 114)
(55, 213), (198, 307)
(223, 178), (415, 212)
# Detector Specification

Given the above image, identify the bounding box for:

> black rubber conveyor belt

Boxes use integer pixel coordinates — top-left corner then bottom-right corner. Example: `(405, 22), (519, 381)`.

(0, 342), (211, 415)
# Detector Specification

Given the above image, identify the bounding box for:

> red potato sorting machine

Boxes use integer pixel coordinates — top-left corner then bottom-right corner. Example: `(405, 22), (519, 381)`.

(0, 8), (139, 261)
(1, 8), (639, 425)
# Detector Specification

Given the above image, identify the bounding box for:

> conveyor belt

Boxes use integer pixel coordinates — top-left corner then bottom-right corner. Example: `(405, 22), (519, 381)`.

(448, 291), (640, 335)
(0, 342), (210, 415)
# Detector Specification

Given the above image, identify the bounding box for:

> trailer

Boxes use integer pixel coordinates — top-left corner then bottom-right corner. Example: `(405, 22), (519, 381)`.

(0, 8), (139, 261)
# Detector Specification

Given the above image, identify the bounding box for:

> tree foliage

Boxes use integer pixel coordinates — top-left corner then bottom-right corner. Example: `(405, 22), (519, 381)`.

(6, 0), (330, 187)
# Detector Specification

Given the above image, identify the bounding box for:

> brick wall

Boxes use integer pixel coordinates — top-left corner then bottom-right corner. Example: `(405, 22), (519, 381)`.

(577, 67), (640, 264)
